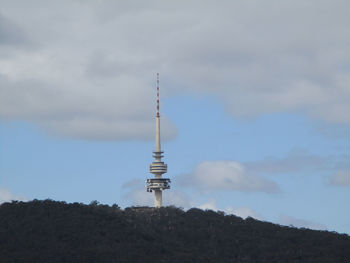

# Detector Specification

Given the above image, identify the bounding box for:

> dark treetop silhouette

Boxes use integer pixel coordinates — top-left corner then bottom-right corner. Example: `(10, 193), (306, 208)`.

(0, 200), (349, 263)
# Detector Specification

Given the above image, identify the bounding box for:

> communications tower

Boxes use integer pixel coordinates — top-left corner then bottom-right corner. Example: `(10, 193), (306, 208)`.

(146, 73), (171, 207)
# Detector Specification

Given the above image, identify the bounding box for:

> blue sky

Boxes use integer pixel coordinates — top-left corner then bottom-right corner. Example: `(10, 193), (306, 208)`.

(0, 0), (349, 234)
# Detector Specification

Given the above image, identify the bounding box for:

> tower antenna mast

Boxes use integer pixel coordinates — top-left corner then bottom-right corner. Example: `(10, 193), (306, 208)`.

(146, 73), (171, 207)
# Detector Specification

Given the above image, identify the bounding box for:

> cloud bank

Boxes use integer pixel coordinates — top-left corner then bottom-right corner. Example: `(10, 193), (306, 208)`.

(180, 160), (280, 193)
(198, 200), (263, 220)
(0, 0), (349, 140)
(226, 207), (263, 220)
(0, 188), (26, 204)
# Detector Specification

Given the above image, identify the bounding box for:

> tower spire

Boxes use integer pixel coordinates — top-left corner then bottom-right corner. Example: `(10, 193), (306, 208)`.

(156, 72), (160, 118)
(155, 73), (161, 153)
(146, 73), (171, 207)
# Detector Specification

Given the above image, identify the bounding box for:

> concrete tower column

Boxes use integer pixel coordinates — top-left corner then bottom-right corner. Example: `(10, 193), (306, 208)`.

(146, 73), (171, 208)
(154, 190), (162, 208)
(155, 116), (161, 161)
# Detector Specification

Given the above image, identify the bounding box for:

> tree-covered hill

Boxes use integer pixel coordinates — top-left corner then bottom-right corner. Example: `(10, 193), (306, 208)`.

(0, 200), (349, 263)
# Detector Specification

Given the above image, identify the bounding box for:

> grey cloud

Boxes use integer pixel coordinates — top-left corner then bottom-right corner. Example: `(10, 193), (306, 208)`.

(0, 0), (349, 140)
(165, 0), (350, 123)
(0, 74), (177, 140)
(0, 13), (27, 46)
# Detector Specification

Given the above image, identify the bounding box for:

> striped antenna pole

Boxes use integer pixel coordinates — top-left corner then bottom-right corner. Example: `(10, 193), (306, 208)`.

(156, 73), (160, 117)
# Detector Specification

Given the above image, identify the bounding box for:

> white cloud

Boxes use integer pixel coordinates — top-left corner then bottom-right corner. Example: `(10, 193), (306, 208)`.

(198, 199), (217, 211)
(280, 214), (327, 231)
(198, 200), (263, 220)
(225, 206), (263, 220)
(330, 170), (350, 187)
(126, 188), (154, 207)
(0, 188), (26, 204)
(0, 0), (349, 140)
(181, 160), (280, 193)
(122, 179), (153, 206)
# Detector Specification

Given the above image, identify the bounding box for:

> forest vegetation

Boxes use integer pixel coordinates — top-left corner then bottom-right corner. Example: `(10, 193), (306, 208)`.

(0, 200), (349, 262)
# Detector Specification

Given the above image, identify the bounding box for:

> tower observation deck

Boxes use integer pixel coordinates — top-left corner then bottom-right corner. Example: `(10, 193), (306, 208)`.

(146, 73), (171, 207)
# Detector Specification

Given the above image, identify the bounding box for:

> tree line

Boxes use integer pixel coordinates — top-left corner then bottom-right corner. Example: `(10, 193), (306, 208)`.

(0, 199), (349, 262)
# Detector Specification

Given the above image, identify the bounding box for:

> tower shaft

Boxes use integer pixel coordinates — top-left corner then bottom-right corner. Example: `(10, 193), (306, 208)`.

(155, 114), (161, 155)
(154, 190), (162, 207)
(146, 73), (171, 207)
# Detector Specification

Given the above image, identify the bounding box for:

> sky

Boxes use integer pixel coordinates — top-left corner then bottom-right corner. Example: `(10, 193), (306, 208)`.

(0, 0), (349, 234)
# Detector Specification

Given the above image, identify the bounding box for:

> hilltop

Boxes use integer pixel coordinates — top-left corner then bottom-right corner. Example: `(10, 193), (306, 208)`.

(0, 200), (349, 262)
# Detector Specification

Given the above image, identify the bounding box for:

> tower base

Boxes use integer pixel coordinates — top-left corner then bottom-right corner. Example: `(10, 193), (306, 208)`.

(154, 190), (162, 208)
